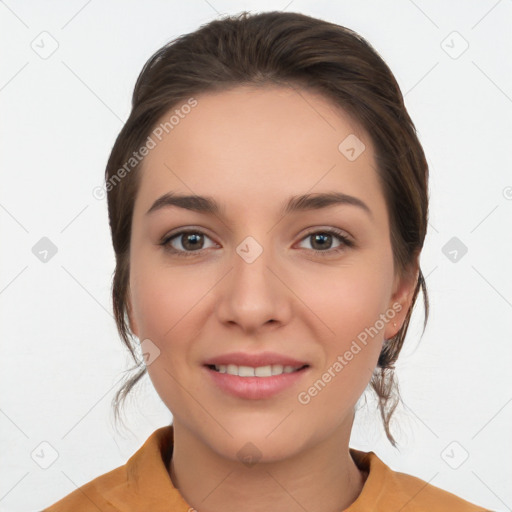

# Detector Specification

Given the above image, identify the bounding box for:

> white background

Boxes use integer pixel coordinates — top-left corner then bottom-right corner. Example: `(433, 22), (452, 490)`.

(1, 1), (511, 511)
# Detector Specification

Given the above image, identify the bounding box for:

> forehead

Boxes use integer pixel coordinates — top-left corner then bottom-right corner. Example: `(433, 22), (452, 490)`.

(134, 85), (385, 218)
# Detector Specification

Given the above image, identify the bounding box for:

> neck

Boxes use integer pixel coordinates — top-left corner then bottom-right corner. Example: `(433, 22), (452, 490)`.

(168, 418), (367, 512)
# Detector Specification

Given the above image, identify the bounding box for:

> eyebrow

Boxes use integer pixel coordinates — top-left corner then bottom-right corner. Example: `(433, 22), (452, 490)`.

(146, 191), (372, 219)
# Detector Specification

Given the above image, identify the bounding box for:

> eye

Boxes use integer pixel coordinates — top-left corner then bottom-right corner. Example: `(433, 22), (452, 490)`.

(297, 228), (354, 256)
(160, 227), (354, 258)
(160, 229), (217, 257)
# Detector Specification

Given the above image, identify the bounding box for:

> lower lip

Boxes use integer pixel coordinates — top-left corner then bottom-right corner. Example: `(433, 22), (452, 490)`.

(204, 365), (310, 400)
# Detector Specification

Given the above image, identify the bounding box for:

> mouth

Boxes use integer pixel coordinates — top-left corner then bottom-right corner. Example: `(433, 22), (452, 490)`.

(206, 363), (309, 377)
(204, 363), (310, 400)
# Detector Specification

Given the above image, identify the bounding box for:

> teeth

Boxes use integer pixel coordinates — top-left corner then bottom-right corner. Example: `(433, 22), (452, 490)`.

(213, 364), (303, 377)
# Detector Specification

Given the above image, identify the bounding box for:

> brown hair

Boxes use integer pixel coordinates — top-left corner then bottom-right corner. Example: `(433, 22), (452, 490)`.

(106, 11), (429, 447)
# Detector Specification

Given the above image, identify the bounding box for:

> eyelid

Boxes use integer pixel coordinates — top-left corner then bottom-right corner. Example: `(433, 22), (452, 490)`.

(160, 227), (219, 253)
(299, 226), (354, 243)
(296, 227), (354, 255)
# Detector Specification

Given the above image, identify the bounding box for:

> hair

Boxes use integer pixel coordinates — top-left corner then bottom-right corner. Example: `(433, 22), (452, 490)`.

(106, 10), (429, 447)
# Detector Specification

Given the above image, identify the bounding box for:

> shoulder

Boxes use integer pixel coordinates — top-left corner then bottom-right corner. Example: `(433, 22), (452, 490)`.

(41, 425), (182, 512)
(349, 449), (492, 512)
(41, 464), (126, 511)
(384, 467), (491, 511)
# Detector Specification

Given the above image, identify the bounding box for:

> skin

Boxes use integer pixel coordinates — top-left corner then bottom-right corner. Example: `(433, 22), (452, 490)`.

(126, 85), (419, 512)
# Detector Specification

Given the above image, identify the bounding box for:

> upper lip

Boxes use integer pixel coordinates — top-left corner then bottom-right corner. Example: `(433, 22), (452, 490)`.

(203, 351), (309, 368)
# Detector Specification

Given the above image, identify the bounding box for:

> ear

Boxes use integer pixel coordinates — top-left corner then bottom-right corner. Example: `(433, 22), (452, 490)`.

(383, 252), (420, 341)
(126, 286), (139, 338)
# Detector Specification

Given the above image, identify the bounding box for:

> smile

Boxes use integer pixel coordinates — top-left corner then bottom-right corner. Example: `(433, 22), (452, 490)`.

(204, 364), (310, 399)
(208, 364), (308, 377)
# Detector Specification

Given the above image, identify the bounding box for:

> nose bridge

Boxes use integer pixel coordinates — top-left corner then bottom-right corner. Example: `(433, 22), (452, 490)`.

(231, 233), (276, 298)
(235, 234), (267, 267)
(215, 232), (290, 329)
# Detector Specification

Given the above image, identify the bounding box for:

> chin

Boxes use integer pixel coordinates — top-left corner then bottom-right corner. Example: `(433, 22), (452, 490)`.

(203, 418), (310, 464)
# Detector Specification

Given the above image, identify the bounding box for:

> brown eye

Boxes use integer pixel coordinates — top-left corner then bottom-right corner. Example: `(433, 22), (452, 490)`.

(309, 233), (334, 250)
(161, 230), (217, 256)
(179, 232), (204, 251)
(297, 229), (354, 256)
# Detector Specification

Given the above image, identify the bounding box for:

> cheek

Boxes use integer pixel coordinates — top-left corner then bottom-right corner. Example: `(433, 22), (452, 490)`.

(298, 253), (394, 403)
(129, 264), (209, 415)
(307, 256), (394, 340)
(130, 253), (212, 340)
(296, 269), (390, 422)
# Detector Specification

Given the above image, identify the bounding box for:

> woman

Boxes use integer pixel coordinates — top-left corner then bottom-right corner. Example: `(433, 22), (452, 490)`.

(44, 10), (491, 511)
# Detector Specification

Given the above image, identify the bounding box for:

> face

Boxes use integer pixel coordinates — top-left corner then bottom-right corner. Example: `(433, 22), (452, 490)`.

(127, 85), (417, 462)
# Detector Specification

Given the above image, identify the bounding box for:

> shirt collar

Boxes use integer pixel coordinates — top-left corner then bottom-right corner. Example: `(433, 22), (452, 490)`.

(103, 424), (386, 512)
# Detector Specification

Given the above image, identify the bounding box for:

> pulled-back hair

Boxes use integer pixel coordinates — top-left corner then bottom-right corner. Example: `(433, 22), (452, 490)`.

(106, 11), (429, 447)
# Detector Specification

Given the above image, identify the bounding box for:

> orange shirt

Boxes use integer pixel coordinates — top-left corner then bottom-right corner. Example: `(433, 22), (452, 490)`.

(42, 425), (491, 511)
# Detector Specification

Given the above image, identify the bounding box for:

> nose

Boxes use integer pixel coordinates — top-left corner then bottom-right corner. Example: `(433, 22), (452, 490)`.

(215, 236), (293, 333)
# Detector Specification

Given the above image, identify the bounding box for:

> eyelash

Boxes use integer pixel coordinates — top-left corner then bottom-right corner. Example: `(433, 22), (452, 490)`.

(159, 228), (354, 258)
